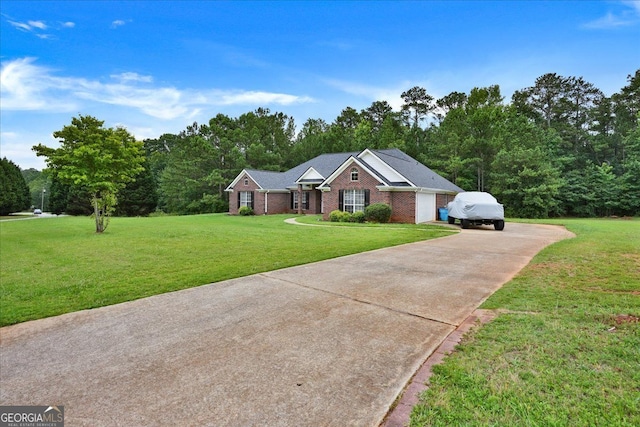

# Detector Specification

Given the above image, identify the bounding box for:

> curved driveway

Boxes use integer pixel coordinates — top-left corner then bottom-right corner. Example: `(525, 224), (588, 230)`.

(0, 222), (573, 426)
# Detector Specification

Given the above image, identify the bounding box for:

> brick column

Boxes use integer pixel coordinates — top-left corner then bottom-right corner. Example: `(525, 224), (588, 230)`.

(297, 184), (303, 215)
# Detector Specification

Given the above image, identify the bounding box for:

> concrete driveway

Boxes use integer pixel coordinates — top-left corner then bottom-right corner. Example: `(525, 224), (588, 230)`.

(0, 222), (573, 426)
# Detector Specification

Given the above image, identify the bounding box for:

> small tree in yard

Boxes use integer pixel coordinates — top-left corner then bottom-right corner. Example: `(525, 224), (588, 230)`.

(33, 115), (145, 233)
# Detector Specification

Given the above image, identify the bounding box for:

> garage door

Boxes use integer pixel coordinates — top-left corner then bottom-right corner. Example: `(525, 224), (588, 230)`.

(415, 192), (436, 223)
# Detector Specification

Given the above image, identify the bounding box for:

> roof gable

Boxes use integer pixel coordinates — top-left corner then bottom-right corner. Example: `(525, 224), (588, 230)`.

(357, 149), (413, 186)
(296, 167), (325, 183)
(317, 156), (387, 189)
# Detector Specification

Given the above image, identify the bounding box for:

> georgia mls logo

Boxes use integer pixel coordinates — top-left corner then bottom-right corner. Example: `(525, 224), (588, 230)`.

(0, 405), (64, 427)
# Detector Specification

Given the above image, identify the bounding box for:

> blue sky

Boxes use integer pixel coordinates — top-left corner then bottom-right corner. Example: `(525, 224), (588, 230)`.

(2, 1), (639, 169)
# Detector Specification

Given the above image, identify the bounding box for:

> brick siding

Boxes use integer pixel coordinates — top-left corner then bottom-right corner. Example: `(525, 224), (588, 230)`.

(389, 191), (416, 223)
(228, 174), (262, 215)
(322, 164), (412, 221)
(436, 193), (455, 209)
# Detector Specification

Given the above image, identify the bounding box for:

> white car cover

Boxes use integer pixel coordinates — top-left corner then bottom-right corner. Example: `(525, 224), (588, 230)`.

(447, 192), (504, 220)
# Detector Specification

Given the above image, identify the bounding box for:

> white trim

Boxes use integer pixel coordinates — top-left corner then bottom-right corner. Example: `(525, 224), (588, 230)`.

(295, 166), (324, 183)
(376, 186), (458, 194)
(225, 169), (263, 192)
(357, 149), (415, 187)
(318, 157), (387, 189)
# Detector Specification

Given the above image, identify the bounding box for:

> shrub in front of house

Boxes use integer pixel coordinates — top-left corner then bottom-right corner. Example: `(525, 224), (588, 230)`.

(329, 210), (342, 222)
(238, 206), (255, 216)
(329, 210), (352, 222)
(364, 203), (392, 223)
(351, 211), (366, 223)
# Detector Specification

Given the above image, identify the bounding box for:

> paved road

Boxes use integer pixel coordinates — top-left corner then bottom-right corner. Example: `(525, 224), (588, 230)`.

(0, 222), (573, 426)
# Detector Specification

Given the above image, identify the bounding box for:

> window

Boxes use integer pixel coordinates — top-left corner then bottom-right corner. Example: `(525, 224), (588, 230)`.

(243, 178), (249, 186)
(343, 189), (365, 213)
(350, 168), (359, 181)
(292, 192), (309, 210)
(239, 191), (253, 208)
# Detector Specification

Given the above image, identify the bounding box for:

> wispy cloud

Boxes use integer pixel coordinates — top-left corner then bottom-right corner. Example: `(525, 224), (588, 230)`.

(322, 78), (412, 110)
(110, 72), (154, 83)
(7, 19), (47, 31)
(583, 1), (640, 29)
(7, 19), (34, 31)
(5, 17), (75, 36)
(28, 20), (47, 30)
(1, 57), (315, 120)
(111, 19), (127, 29)
(0, 57), (77, 110)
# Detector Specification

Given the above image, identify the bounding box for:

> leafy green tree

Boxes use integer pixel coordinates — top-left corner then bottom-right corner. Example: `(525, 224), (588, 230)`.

(115, 162), (158, 216)
(401, 86), (435, 128)
(235, 108), (296, 169)
(158, 133), (218, 214)
(0, 158), (30, 215)
(433, 86), (506, 191)
(435, 91), (468, 123)
(290, 118), (330, 164)
(401, 86), (434, 157)
(327, 107), (362, 152)
(490, 146), (563, 218)
(362, 100), (394, 132)
(33, 115), (145, 232)
(619, 118), (640, 215)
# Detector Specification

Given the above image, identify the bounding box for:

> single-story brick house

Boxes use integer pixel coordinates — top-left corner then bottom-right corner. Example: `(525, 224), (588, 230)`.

(225, 148), (463, 223)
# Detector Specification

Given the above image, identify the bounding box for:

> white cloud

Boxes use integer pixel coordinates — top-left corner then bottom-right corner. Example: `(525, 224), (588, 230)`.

(0, 57), (315, 121)
(7, 20), (33, 31)
(622, 0), (640, 13)
(583, 1), (640, 29)
(217, 91), (314, 106)
(583, 11), (634, 28)
(0, 130), (53, 170)
(5, 17), (75, 35)
(321, 78), (412, 110)
(111, 20), (126, 28)
(0, 57), (77, 111)
(28, 20), (47, 30)
(110, 72), (153, 83)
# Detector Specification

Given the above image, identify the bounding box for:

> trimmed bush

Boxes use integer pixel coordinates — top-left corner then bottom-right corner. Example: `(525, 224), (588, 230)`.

(351, 211), (366, 223)
(364, 203), (392, 223)
(329, 210), (352, 222)
(238, 206), (254, 216)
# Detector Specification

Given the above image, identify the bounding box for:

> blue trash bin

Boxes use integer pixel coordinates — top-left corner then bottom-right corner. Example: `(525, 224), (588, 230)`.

(438, 208), (448, 221)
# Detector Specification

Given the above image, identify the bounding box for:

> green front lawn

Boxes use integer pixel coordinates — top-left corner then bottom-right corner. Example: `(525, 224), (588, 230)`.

(410, 218), (640, 426)
(0, 214), (453, 326)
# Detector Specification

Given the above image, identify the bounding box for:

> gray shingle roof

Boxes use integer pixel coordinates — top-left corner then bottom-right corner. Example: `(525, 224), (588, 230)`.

(243, 148), (462, 193)
(373, 149), (464, 192)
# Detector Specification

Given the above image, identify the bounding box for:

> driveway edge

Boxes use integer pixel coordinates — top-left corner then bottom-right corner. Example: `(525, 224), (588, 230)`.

(380, 309), (498, 427)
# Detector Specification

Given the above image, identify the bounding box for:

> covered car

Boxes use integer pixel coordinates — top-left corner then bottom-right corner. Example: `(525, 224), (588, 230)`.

(446, 191), (505, 230)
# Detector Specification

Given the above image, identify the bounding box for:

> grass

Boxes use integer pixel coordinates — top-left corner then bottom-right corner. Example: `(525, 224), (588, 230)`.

(0, 214), (454, 326)
(410, 218), (640, 427)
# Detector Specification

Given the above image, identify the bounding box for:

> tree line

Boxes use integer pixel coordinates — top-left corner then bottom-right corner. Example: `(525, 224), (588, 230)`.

(13, 69), (640, 219)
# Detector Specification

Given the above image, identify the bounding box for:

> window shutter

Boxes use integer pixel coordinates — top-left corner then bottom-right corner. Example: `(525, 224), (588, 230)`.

(237, 192), (241, 209)
(364, 189), (370, 207)
(304, 192), (310, 210)
(338, 190), (344, 211)
(250, 192), (255, 210)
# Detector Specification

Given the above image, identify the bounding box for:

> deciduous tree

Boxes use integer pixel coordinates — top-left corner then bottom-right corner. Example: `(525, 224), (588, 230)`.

(33, 115), (145, 232)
